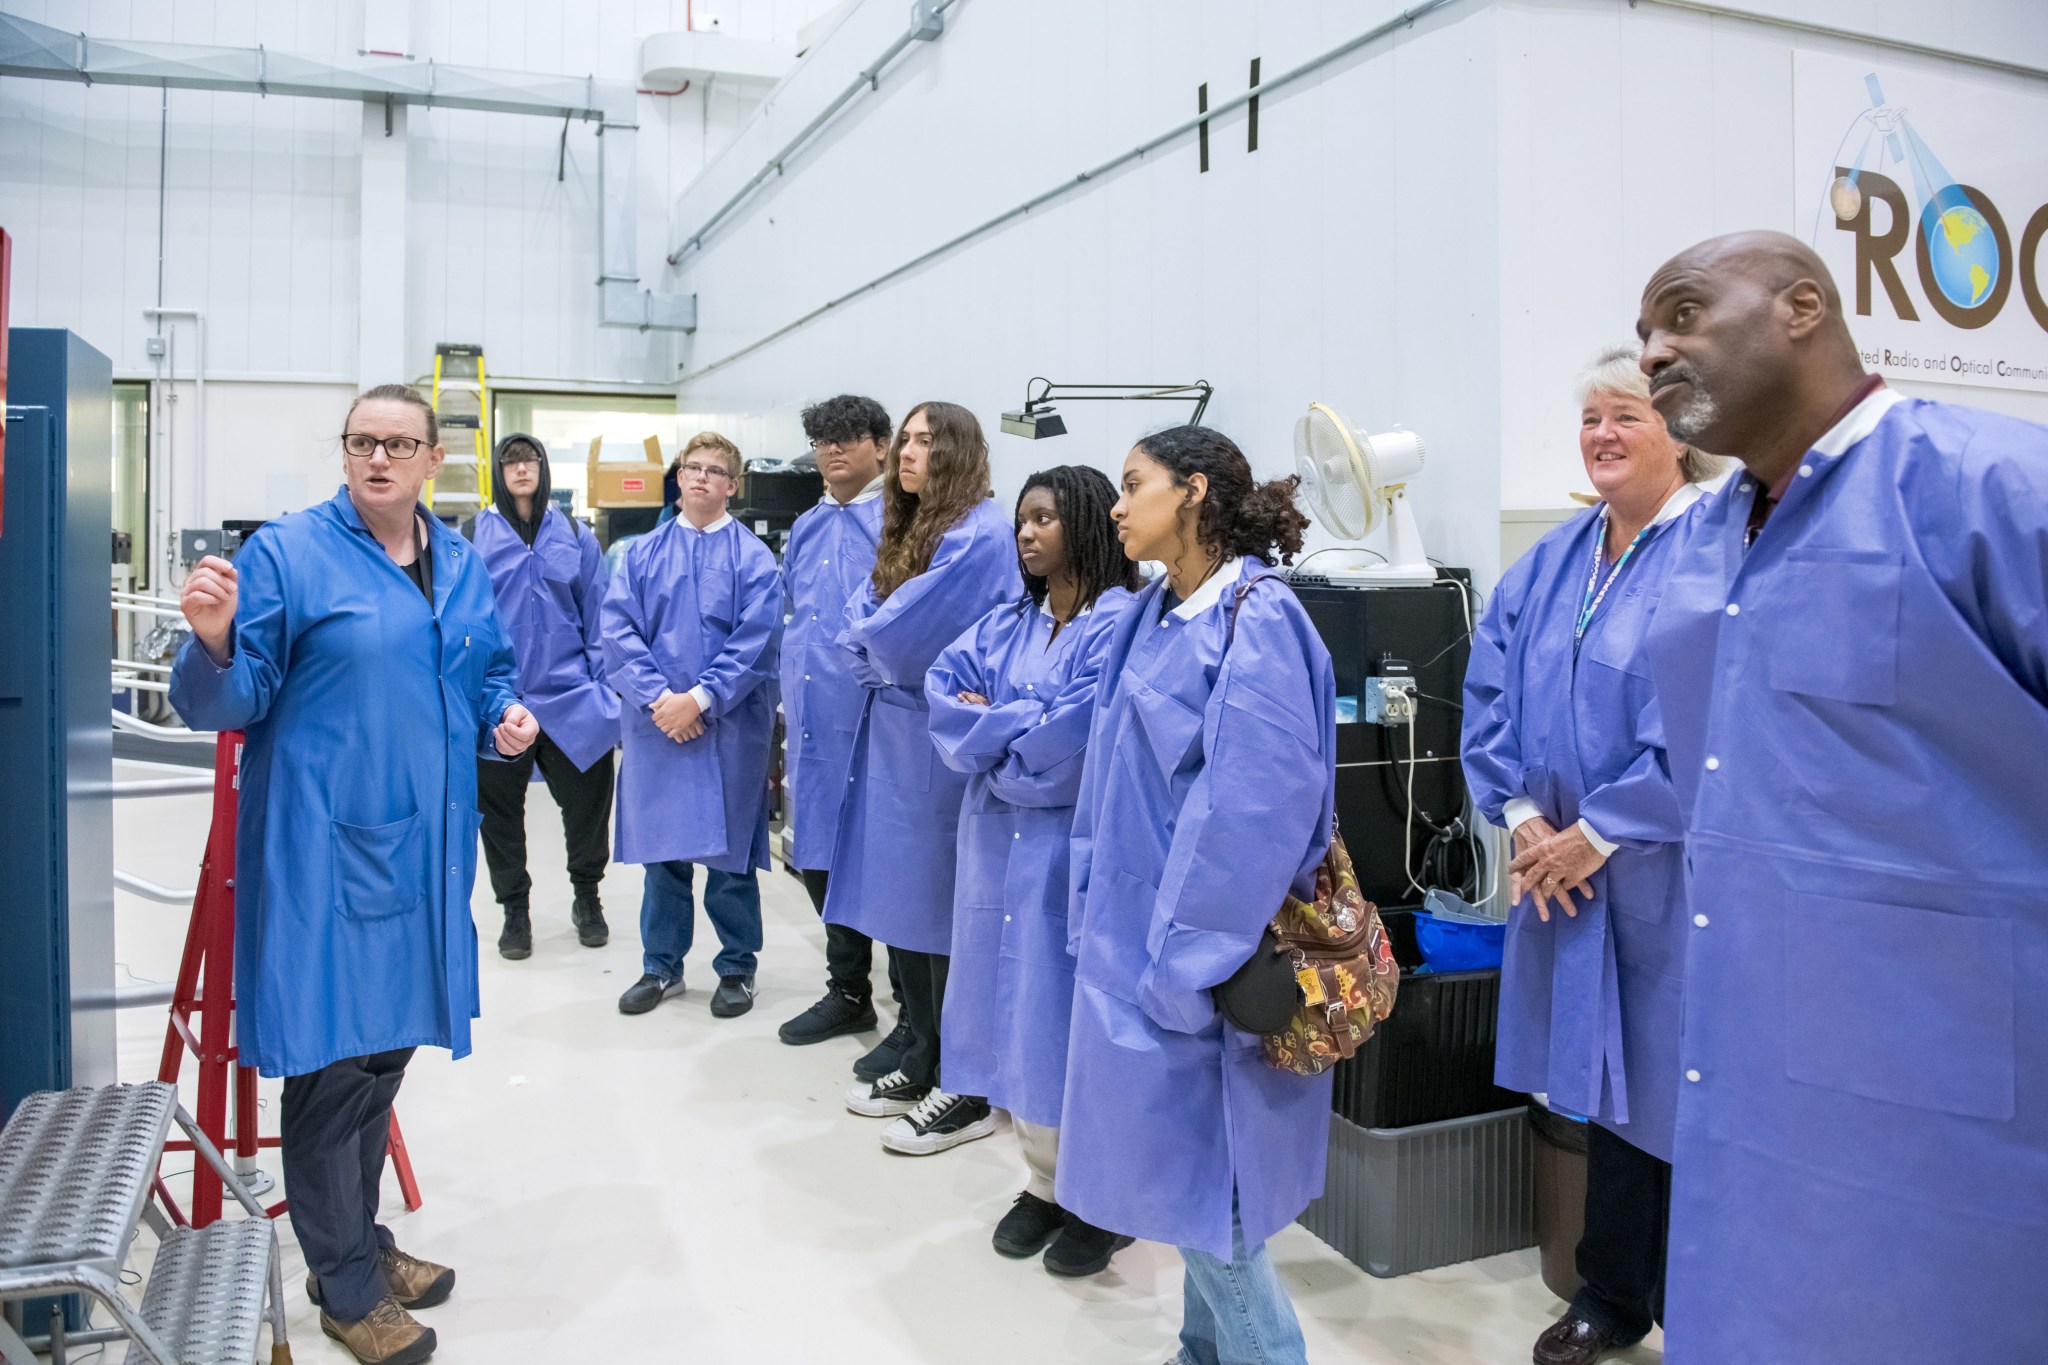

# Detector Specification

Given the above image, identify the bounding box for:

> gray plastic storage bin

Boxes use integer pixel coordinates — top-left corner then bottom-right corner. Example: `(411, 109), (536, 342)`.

(1299, 1107), (1536, 1278)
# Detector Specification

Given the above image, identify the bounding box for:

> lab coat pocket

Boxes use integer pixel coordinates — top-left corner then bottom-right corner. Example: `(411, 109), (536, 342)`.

(1583, 589), (1659, 680)
(1127, 681), (1204, 779)
(331, 813), (428, 924)
(869, 694), (934, 793)
(1767, 549), (1900, 705)
(1783, 894), (2014, 1120)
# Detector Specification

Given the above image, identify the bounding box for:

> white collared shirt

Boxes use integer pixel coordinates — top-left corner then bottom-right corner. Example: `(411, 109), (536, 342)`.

(1167, 557), (1246, 621)
(1811, 383), (1905, 460)
(836, 475), (885, 507)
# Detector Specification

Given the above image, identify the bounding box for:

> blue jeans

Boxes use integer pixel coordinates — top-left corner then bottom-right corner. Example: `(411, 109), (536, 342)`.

(1176, 1204), (1309, 1365)
(638, 860), (762, 981)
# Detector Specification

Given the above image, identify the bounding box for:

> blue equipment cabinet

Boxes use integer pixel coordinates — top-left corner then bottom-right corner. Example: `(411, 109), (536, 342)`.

(0, 328), (115, 1117)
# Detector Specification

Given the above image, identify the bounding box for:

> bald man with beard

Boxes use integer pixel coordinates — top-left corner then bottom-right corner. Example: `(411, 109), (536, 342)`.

(1633, 230), (2048, 1364)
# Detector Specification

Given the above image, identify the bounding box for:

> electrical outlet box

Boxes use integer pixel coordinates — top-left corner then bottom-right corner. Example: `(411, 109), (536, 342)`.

(144, 336), (167, 359)
(1364, 670), (1417, 725)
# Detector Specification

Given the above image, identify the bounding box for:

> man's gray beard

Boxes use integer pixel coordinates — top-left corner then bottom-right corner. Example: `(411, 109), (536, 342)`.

(1664, 383), (1720, 444)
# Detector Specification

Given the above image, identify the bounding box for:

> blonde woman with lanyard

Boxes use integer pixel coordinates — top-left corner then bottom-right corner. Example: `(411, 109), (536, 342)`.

(1462, 345), (1719, 1365)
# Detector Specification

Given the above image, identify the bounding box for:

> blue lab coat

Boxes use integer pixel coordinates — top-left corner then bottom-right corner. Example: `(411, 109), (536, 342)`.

(602, 516), (782, 873)
(926, 588), (1135, 1128)
(824, 500), (1022, 955)
(470, 505), (619, 770)
(1642, 390), (2048, 1364)
(779, 490), (885, 872)
(1461, 490), (1701, 1162)
(168, 487), (519, 1078)
(1056, 560), (1338, 1258)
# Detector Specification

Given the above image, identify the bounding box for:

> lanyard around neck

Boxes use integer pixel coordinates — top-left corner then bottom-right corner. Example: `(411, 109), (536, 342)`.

(1575, 507), (1646, 642)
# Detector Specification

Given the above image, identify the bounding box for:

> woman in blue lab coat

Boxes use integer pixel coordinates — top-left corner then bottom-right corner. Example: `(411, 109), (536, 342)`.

(925, 465), (1140, 1273)
(828, 401), (1021, 1146)
(603, 432), (782, 1020)
(172, 383), (532, 1363)
(1057, 425), (1334, 1365)
(1461, 346), (1716, 1365)
(465, 432), (619, 960)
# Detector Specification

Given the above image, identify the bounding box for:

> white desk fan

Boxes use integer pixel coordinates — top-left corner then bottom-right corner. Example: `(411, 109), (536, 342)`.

(1292, 401), (1437, 586)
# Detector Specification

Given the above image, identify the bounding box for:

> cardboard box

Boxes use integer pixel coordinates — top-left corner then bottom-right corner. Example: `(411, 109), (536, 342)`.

(587, 434), (667, 508)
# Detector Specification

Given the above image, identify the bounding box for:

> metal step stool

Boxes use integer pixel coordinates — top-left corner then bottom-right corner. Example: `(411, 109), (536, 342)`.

(0, 1081), (289, 1365)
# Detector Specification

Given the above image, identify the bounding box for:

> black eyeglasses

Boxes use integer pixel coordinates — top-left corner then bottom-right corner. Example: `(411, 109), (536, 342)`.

(343, 433), (427, 459)
(680, 461), (732, 480)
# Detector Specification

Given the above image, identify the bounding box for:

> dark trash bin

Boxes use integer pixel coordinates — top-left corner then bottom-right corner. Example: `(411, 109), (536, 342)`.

(1527, 1095), (1589, 1302)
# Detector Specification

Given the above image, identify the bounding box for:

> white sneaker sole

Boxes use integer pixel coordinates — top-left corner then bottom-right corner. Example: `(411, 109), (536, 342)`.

(880, 1113), (1000, 1155)
(845, 1080), (923, 1118)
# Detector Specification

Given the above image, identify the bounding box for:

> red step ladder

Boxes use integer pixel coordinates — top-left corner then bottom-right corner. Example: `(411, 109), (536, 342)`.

(154, 730), (424, 1227)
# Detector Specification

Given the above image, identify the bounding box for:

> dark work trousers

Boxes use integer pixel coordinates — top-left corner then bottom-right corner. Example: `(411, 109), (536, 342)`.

(799, 868), (904, 1008)
(475, 732), (615, 914)
(281, 1048), (417, 1323)
(1570, 1121), (1673, 1344)
(892, 948), (950, 1089)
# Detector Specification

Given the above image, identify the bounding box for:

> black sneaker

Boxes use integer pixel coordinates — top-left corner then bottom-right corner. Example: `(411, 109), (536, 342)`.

(853, 1017), (914, 1083)
(993, 1192), (1068, 1258)
(571, 894), (609, 948)
(778, 987), (878, 1045)
(1043, 1216), (1135, 1277)
(710, 974), (757, 1018)
(617, 972), (683, 1015)
(845, 1069), (929, 1117)
(496, 908), (532, 961)
(881, 1091), (999, 1155)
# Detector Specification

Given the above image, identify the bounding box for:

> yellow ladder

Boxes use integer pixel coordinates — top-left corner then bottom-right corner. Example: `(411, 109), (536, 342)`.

(427, 343), (490, 515)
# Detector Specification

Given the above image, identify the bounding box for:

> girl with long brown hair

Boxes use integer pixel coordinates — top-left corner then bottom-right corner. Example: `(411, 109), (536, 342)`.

(825, 401), (1021, 1155)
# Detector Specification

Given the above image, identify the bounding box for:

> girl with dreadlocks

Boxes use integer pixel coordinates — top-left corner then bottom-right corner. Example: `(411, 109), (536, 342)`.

(923, 464), (1141, 1272)
(828, 402), (1021, 1150)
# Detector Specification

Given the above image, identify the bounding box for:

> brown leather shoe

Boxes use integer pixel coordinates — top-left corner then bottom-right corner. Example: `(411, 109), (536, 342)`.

(305, 1247), (454, 1312)
(319, 1296), (437, 1365)
(1533, 1314), (1619, 1365)
(379, 1245), (456, 1309)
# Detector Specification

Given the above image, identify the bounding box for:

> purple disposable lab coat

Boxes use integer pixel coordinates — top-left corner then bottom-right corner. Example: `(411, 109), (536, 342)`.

(168, 488), (518, 1076)
(779, 491), (884, 871)
(824, 500), (1022, 955)
(1056, 561), (1338, 1258)
(1461, 491), (1701, 1162)
(470, 505), (619, 770)
(1642, 389), (2048, 1364)
(927, 588), (1135, 1128)
(602, 517), (782, 872)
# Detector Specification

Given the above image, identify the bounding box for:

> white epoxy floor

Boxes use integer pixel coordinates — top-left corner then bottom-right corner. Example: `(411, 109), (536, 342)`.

(109, 761), (1662, 1364)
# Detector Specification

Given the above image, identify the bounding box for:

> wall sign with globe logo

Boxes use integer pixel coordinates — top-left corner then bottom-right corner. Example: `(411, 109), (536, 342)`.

(1797, 56), (2048, 395)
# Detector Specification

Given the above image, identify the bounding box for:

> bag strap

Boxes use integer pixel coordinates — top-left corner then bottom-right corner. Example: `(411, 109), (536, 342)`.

(1222, 568), (1281, 650)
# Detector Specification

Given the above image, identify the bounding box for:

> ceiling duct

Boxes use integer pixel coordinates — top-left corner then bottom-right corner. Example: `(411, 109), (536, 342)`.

(0, 11), (693, 332)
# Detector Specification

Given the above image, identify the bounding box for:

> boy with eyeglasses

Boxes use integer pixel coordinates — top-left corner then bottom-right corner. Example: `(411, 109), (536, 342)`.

(775, 396), (912, 1084)
(603, 432), (783, 1018)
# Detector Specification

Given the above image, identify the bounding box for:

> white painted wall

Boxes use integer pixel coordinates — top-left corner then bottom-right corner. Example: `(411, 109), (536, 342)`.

(671, 0), (2048, 585)
(1495, 0), (2048, 510)
(670, 0), (1511, 585)
(0, 0), (839, 568)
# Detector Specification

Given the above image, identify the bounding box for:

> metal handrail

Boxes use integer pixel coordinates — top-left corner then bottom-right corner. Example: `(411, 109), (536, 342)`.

(112, 711), (214, 743)
(109, 777), (213, 798)
(110, 599), (183, 619)
(111, 674), (171, 694)
(114, 871), (196, 904)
